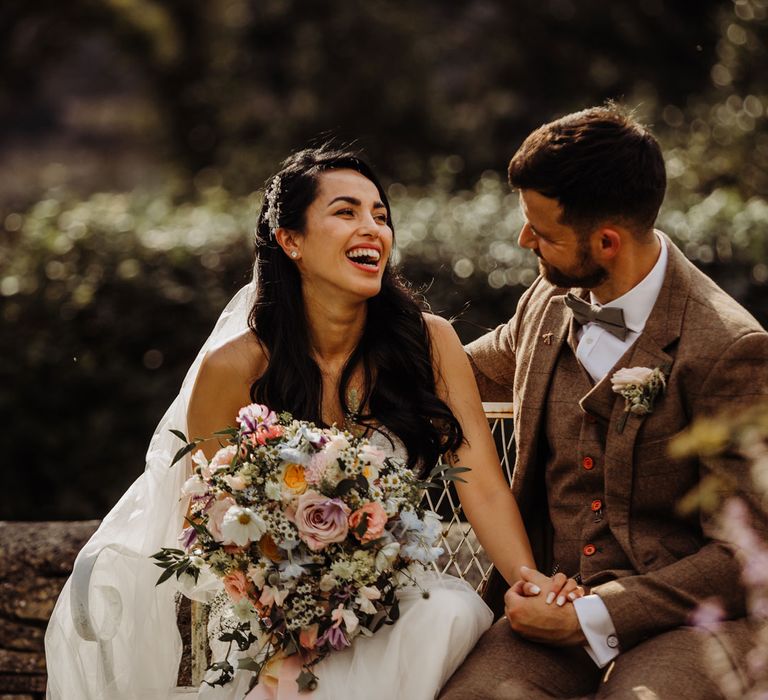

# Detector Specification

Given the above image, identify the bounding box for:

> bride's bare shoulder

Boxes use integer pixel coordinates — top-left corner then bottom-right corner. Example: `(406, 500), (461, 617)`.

(203, 329), (268, 381)
(190, 330), (267, 414)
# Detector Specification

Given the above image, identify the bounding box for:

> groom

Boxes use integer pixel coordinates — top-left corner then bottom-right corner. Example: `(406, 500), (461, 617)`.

(440, 105), (768, 698)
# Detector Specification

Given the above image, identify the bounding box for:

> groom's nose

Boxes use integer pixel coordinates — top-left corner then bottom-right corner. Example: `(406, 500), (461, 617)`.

(518, 223), (537, 250)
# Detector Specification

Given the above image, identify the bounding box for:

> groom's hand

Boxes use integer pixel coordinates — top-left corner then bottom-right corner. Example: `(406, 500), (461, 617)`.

(504, 568), (586, 646)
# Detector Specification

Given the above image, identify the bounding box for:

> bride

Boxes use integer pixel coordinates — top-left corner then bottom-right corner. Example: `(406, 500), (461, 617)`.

(45, 145), (576, 699)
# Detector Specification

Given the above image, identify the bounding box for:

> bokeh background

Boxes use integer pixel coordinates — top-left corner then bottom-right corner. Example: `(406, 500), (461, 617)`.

(2, 0), (767, 520)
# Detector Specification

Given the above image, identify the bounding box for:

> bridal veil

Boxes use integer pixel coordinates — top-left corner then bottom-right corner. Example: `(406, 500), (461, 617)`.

(45, 283), (256, 699)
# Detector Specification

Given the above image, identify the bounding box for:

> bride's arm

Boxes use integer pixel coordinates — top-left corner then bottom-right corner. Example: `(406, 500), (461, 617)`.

(187, 330), (266, 461)
(425, 314), (535, 586)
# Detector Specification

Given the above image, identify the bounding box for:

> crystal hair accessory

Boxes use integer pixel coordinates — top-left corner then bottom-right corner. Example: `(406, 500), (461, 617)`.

(264, 175), (282, 237)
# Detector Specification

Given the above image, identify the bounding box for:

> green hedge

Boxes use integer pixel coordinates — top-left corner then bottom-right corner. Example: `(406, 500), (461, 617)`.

(2, 180), (767, 519)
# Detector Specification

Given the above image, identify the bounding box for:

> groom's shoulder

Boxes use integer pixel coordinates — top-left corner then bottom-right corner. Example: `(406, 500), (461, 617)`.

(679, 255), (766, 341)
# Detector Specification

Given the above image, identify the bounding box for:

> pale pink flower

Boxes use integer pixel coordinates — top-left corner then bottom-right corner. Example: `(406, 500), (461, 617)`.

(202, 445), (237, 479)
(247, 564), (266, 588)
(305, 435), (349, 485)
(223, 474), (247, 491)
(611, 366), (655, 391)
(237, 404), (277, 433)
(355, 585), (382, 614)
(295, 491), (350, 551)
(205, 496), (236, 541)
(223, 570), (249, 603)
(331, 603), (358, 633)
(259, 585), (288, 607)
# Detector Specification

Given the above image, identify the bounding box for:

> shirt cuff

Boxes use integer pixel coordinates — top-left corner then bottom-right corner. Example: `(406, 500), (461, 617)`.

(573, 594), (620, 668)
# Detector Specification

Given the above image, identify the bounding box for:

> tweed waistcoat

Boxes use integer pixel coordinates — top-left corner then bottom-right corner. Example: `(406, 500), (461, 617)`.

(545, 340), (634, 581)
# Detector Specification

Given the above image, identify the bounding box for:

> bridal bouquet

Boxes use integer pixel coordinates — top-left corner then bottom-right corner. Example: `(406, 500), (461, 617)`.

(152, 403), (466, 694)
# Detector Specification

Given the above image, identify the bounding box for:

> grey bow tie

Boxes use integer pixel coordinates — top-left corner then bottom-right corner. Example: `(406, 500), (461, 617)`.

(564, 292), (628, 341)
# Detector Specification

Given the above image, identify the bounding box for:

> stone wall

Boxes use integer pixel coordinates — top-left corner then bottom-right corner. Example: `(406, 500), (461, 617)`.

(0, 521), (98, 699)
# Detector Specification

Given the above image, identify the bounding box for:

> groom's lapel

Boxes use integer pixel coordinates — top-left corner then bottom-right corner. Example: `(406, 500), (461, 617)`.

(513, 294), (570, 494)
(592, 237), (689, 530)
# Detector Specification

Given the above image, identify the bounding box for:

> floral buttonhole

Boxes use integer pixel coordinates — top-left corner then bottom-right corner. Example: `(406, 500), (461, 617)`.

(610, 365), (669, 434)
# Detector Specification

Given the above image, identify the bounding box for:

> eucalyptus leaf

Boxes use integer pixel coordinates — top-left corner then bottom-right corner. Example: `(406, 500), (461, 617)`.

(171, 442), (199, 467)
(169, 429), (188, 442)
(156, 566), (177, 586)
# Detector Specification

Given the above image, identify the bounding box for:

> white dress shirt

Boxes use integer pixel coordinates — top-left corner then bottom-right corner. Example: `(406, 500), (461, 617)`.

(571, 232), (668, 667)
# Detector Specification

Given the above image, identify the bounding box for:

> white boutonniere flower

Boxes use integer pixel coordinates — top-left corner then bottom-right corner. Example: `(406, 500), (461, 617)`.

(611, 366), (667, 433)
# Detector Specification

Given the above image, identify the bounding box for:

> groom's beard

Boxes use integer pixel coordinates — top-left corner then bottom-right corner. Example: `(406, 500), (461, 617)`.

(536, 245), (608, 289)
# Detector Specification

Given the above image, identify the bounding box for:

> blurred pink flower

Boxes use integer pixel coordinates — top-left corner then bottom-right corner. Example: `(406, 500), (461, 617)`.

(689, 598), (724, 630)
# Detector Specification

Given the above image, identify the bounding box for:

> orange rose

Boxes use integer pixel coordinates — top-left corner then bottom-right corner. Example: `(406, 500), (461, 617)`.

(282, 464), (307, 494)
(259, 533), (284, 562)
(299, 623), (319, 650)
(348, 502), (388, 543)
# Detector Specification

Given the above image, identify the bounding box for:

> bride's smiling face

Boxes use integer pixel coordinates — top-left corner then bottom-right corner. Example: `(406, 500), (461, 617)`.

(287, 169), (393, 301)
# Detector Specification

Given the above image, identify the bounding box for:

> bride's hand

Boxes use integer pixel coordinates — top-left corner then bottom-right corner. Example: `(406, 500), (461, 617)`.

(517, 565), (585, 606)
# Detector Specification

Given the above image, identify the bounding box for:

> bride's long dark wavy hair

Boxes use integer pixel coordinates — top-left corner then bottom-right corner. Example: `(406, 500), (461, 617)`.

(248, 146), (463, 471)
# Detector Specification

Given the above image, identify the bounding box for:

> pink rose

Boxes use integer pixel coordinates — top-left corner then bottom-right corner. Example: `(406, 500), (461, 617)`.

(223, 570), (249, 603)
(202, 445), (237, 479)
(295, 491), (350, 551)
(349, 502), (388, 543)
(205, 495), (236, 541)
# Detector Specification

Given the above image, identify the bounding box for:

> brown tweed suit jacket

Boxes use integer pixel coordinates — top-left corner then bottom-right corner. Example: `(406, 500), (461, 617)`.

(467, 235), (768, 651)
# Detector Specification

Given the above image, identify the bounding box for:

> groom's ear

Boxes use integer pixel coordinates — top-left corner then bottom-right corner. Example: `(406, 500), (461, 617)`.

(593, 227), (621, 262)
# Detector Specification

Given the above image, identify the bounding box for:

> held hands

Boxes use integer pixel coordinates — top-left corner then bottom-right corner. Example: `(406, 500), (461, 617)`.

(504, 565), (587, 646)
(512, 566), (584, 607)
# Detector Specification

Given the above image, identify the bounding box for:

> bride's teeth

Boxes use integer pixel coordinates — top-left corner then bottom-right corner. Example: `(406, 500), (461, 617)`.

(346, 248), (381, 263)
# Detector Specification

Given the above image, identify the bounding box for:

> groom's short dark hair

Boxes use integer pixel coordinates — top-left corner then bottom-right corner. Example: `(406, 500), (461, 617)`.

(508, 104), (666, 239)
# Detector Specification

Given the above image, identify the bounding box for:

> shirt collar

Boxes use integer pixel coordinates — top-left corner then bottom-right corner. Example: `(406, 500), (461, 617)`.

(589, 231), (668, 334)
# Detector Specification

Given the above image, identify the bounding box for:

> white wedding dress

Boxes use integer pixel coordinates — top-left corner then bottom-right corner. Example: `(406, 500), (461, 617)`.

(44, 283), (492, 700)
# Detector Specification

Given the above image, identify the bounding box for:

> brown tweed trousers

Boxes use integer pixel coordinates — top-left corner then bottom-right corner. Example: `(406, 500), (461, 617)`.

(441, 237), (768, 699)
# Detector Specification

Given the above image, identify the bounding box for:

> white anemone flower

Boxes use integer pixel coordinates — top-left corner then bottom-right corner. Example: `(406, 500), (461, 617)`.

(220, 505), (267, 546)
(375, 542), (401, 572)
(355, 586), (382, 614)
(181, 474), (207, 497)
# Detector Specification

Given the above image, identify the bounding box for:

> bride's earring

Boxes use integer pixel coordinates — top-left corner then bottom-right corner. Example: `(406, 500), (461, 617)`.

(290, 251), (298, 259)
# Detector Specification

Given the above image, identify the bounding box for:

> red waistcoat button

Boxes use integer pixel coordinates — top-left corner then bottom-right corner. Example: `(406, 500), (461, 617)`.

(591, 499), (602, 512)
(582, 456), (594, 470)
(583, 544), (596, 556)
